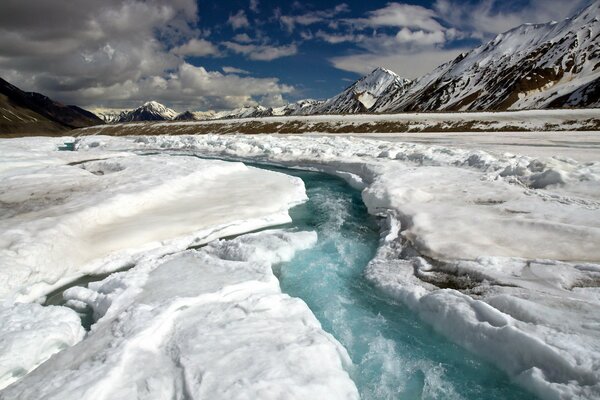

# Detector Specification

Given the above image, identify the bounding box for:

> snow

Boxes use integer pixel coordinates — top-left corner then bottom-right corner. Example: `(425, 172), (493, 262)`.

(0, 303), (85, 389)
(87, 132), (600, 399)
(2, 229), (358, 400)
(0, 137), (360, 397)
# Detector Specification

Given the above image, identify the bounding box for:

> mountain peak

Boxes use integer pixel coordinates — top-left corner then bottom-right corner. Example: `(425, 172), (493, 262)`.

(368, 67), (397, 77)
(117, 101), (178, 122)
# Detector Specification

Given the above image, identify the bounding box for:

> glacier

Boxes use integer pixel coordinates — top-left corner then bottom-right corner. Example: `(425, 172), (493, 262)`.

(73, 132), (600, 400)
(1, 131), (599, 399)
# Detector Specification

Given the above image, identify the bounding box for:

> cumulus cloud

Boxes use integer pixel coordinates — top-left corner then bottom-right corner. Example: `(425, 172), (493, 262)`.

(224, 42), (298, 61)
(228, 10), (250, 30)
(0, 0), (294, 110)
(173, 38), (220, 57)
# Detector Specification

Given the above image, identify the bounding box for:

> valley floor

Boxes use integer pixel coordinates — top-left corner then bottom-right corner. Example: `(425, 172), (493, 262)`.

(0, 128), (599, 399)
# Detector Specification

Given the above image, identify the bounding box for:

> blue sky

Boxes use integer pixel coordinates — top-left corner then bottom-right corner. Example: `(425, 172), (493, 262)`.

(0, 0), (590, 110)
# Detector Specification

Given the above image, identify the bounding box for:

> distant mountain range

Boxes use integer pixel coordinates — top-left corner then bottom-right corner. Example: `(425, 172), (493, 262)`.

(1, 2), (598, 133)
(92, 1), (599, 124)
(0, 77), (103, 135)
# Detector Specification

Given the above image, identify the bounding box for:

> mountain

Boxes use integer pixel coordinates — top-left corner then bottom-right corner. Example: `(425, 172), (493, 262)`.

(272, 99), (324, 116)
(300, 68), (411, 115)
(92, 3), (600, 127)
(117, 101), (178, 122)
(370, 2), (600, 112)
(0, 77), (103, 135)
(93, 109), (128, 123)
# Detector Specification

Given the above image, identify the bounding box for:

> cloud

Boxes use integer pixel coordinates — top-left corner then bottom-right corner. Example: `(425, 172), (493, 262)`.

(277, 3), (350, 32)
(434, 0), (589, 38)
(330, 48), (467, 79)
(49, 63), (293, 111)
(0, 0), (294, 110)
(224, 42), (298, 61)
(314, 30), (363, 44)
(395, 28), (446, 45)
(228, 10), (250, 30)
(173, 38), (220, 57)
(249, 0), (260, 13)
(359, 3), (444, 31)
(222, 66), (250, 74)
(232, 33), (254, 43)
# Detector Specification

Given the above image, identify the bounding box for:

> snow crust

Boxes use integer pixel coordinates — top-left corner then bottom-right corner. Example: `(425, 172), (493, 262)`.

(91, 132), (600, 399)
(0, 137), (361, 397)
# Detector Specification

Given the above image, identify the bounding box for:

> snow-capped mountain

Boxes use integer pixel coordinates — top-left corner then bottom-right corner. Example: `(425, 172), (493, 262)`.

(300, 68), (411, 115)
(94, 101), (178, 123)
(118, 101), (178, 122)
(93, 109), (129, 123)
(94, 3), (599, 126)
(272, 99), (324, 116)
(372, 1), (600, 112)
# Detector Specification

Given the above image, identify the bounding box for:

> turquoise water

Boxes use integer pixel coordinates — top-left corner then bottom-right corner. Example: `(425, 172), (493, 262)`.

(268, 166), (534, 400)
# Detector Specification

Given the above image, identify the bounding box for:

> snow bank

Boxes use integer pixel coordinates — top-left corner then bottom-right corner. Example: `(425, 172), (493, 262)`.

(91, 133), (600, 399)
(2, 230), (359, 400)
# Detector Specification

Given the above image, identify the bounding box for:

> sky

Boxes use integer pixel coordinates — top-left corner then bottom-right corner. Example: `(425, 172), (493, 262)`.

(0, 0), (591, 112)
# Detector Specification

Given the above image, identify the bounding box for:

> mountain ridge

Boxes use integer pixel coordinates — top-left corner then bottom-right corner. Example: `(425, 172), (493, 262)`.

(0, 77), (103, 135)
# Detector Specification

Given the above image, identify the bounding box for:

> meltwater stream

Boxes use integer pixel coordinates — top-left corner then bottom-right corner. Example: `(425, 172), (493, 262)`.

(268, 166), (533, 400)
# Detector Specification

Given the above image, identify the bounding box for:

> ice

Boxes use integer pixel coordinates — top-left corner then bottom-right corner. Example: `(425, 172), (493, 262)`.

(97, 132), (600, 399)
(2, 230), (359, 400)
(1, 137), (354, 394)
(0, 138), (307, 302)
(0, 303), (85, 389)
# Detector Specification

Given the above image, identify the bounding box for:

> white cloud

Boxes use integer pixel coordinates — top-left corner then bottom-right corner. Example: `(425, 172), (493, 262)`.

(315, 30), (363, 44)
(224, 42), (298, 61)
(395, 28), (446, 45)
(249, 0), (260, 14)
(434, 0), (589, 38)
(228, 10), (250, 30)
(232, 33), (254, 43)
(222, 66), (250, 74)
(330, 48), (467, 79)
(352, 3), (444, 31)
(173, 38), (220, 57)
(278, 4), (350, 32)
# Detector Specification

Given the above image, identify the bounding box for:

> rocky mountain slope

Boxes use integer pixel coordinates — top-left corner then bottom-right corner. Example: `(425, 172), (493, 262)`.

(0, 77), (103, 135)
(370, 1), (600, 112)
(301, 67), (411, 115)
